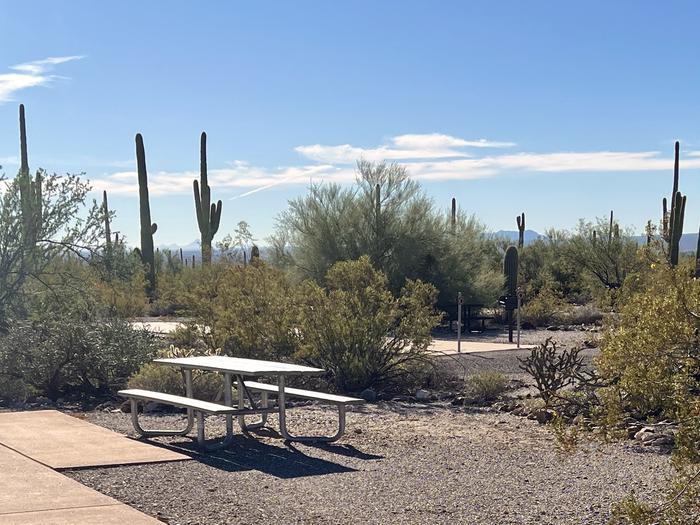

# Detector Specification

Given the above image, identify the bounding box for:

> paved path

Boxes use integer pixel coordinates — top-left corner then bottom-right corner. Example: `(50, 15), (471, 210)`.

(428, 338), (537, 355)
(0, 410), (190, 469)
(0, 444), (160, 524)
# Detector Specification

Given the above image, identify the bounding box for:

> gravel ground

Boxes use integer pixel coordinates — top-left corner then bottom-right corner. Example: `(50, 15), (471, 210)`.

(67, 399), (671, 525)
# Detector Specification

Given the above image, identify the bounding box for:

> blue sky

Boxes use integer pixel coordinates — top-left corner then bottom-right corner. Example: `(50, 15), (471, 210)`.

(1, 1), (699, 246)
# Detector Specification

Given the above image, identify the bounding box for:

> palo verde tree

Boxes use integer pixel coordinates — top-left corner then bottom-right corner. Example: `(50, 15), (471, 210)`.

(272, 160), (501, 308)
(0, 105), (102, 331)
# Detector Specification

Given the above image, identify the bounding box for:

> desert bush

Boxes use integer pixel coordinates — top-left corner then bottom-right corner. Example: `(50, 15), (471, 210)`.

(463, 371), (508, 404)
(518, 230), (590, 304)
(295, 256), (441, 392)
(597, 262), (699, 422)
(0, 308), (155, 400)
(185, 261), (302, 360)
(566, 215), (641, 298)
(128, 346), (223, 401)
(519, 285), (565, 327)
(598, 261), (700, 523)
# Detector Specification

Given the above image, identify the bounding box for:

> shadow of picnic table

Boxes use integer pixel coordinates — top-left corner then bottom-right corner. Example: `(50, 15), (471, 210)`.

(141, 432), (383, 479)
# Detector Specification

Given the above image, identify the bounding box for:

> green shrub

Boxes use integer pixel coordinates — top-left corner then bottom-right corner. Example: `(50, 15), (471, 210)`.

(0, 310), (155, 401)
(295, 256), (441, 392)
(184, 262), (301, 360)
(127, 347), (223, 401)
(520, 285), (565, 326)
(599, 262), (700, 523)
(463, 371), (508, 404)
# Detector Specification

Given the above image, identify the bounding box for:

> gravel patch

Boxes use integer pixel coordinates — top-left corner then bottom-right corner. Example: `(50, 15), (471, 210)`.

(66, 402), (671, 525)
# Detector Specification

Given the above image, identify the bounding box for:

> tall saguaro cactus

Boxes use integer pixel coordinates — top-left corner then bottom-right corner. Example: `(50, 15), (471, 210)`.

(135, 133), (157, 300)
(193, 132), (222, 264)
(663, 142), (687, 267)
(17, 104), (43, 251)
(102, 190), (113, 275)
(503, 246), (519, 343)
(695, 224), (700, 278)
(516, 212), (525, 248)
(451, 198), (457, 233)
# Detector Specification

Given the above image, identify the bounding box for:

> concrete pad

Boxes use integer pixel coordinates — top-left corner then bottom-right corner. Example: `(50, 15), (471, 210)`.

(0, 445), (161, 523)
(0, 505), (162, 524)
(428, 338), (537, 355)
(0, 445), (115, 515)
(0, 410), (190, 469)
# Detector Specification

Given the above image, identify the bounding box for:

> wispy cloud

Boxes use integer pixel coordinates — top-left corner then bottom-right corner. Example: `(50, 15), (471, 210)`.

(0, 55), (84, 103)
(295, 133), (515, 163)
(86, 133), (700, 198)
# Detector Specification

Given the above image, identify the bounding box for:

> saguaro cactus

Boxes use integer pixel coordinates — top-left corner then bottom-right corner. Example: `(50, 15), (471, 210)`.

(17, 104), (42, 251)
(695, 224), (700, 278)
(664, 142), (686, 267)
(516, 212), (525, 248)
(102, 190), (113, 275)
(451, 198), (457, 233)
(135, 133), (157, 300)
(503, 245), (519, 343)
(193, 132), (222, 264)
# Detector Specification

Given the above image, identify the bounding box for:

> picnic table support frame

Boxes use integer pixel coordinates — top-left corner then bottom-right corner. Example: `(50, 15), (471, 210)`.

(237, 374), (268, 432)
(129, 369), (194, 438)
(276, 375), (347, 443)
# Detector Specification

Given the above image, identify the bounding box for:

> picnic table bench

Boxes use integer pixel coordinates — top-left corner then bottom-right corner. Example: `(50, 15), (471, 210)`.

(119, 356), (365, 450)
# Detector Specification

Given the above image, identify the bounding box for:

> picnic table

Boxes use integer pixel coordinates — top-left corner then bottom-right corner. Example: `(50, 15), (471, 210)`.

(465, 303), (494, 333)
(119, 356), (364, 450)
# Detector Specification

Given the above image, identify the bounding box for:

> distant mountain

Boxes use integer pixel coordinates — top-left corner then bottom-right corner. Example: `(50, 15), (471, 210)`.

(493, 229), (543, 246)
(633, 232), (698, 252)
(158, 239), (200, 252)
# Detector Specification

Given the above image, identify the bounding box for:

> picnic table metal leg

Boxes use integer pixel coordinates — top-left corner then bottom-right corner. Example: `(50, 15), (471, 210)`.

(224, 372), (233, 438)
(129, 398), (194, 438)
(182, 369), (194, 433)
(237, 375), (268, 431)
(276, 375), (347, 442)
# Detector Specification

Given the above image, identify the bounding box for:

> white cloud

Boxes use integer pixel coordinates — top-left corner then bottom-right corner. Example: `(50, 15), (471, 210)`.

(0, 55), (83, 103)
(82, 133), (700, 198)
(295, 133), (514, 163)
(91, 163), (356, 197)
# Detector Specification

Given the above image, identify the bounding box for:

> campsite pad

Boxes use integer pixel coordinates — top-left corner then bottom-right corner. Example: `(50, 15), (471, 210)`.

(0, 445), (160, 524)
(0, 410), (190, 469)
(428, 339), (537, 355)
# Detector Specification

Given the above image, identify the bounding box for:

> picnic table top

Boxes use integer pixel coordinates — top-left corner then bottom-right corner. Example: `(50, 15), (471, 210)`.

(154, 355), (325, 376)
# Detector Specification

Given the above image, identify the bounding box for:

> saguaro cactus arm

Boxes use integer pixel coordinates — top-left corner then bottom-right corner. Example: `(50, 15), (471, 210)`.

(516, 212), (525, 248)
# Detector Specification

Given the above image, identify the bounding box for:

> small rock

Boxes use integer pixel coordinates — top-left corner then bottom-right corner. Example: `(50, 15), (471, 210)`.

(415, 389), (430, 401)
(451, 396), (465, 406)
(634, 427), (656, 442)
(359, 388), (377, 402)
(529, 409), (554, 424)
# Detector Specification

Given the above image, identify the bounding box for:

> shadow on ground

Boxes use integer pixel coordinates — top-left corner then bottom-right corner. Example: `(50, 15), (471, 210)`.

(126, 430), (383, 479)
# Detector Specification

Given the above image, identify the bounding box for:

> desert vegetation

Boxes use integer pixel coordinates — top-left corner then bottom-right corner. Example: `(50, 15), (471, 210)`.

(1, 105), (699, 523)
